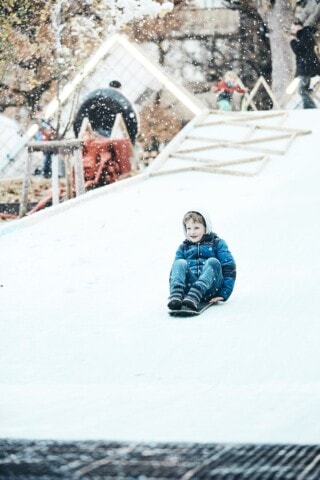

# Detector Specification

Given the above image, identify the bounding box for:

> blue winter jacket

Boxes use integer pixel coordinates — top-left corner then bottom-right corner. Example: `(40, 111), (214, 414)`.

(174, 232), (236, 301)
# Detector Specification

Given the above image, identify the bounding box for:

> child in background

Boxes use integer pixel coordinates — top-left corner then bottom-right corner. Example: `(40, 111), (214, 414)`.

(168, 210), (236, 311)
(34, 106), (56, 178)
(212, 71), (246, 111)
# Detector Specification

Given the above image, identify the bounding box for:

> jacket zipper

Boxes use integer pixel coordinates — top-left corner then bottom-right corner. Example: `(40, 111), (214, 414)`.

(197, 243), (200, 276)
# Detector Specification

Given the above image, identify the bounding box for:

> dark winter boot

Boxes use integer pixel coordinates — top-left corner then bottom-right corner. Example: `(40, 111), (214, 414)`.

(168, 285), (184, 310)
(182, 285), (202, 311)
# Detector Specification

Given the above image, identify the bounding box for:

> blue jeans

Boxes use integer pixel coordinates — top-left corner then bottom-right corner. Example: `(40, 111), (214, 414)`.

(43, 152), (53, 178)
(218, 99), (232, 111)
(299, 76), (316, 109)
(169, 258), (223, 301)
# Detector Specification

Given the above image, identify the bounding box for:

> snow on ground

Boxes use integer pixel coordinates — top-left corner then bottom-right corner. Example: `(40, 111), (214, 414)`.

(0, 109), (320, 445)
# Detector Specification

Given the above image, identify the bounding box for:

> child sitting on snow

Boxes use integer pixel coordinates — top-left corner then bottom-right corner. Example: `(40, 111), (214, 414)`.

(212, 71), (246, 111)
(168, 210), (236, 311)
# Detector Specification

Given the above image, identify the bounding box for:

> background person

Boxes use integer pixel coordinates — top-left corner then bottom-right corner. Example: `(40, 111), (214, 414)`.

(290, 19), (320, 109)
(212, 71), (247, 111)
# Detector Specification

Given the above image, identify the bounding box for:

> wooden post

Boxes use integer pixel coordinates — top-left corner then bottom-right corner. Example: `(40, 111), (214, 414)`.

(64, 153), (73, 200)
(51, 154), (60, 206)
(19, 152), (32, 218)
(26, 138), (82, 200)
(73, 148), (85, 196)
(246, 76), (282, 111)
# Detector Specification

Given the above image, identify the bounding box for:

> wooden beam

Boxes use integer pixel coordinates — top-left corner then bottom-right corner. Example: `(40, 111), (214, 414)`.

(206, 111), (287, 122)
(19, 153), (32, 218)
(110, 113), (131, 141)
(151, 156), (269, 177)
(73, 148), (86, 196)
(64, 154), (73, 200)
(245, 76), (282, 110)
(241, 133), (296, 145)
(27, 139), (82, 153)
(184, 136), (298, 155)
(51, 155), (60, 206)
(197, 118), (310, 136)
(151, 156), (269, 178)
(170, 154), (267, 168)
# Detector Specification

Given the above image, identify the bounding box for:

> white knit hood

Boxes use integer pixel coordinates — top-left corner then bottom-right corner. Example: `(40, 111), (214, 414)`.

(182, 209), (213, 237)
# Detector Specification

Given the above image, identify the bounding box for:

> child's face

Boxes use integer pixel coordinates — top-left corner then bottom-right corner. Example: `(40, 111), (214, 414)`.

(185, 220), (206, 243)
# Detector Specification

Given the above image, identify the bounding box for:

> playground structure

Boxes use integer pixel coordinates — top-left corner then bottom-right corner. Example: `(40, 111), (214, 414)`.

(0, 84), (141, 219)
(18, 112), (137, 218)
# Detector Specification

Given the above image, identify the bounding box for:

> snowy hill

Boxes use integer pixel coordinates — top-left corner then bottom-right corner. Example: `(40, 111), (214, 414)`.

(0, 109), (320, 445)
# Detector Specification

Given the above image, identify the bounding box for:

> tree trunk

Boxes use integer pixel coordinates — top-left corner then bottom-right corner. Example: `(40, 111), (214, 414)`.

(258, 1), (295, 102)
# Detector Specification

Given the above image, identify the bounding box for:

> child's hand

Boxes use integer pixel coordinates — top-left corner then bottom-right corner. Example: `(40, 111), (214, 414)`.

(209, 296), (224, 304)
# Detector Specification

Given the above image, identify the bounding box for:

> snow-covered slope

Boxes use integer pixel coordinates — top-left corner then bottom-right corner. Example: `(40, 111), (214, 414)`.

(0, 109), (320, 445)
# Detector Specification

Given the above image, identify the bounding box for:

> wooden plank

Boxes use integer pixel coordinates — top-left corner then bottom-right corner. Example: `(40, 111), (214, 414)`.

(51, 155), (60, 206)
(197, 118), (310, 136)
(259, 76), (282, 110)
(240, 133), (295, 145)
(151, 155), (269, 178)
(236, 76), (258, 111)
(110, 113), (131, 140)
(78, 117), (94, 140)
(151, 162), (268, 178)
(282, 134), (297, 154)
(117, 34), (204, 116)
(195, 155), (268, 175)
(28, 139), (82, 153)
(197, 156), (270, 177)
(170, 153), (267, 167)
(64, 154), (73, 200)
(176, 134), (307, 156)
(184, 136), (291, 155)
(207, 110), (286, 121)
(244, 76), (282, 111)
(175, 144), (223, 154)
(243, 125), (256, 141)
(19, 153), (32, 218)
(194, 166), (262, 177)
(73, 148), (86, 196)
